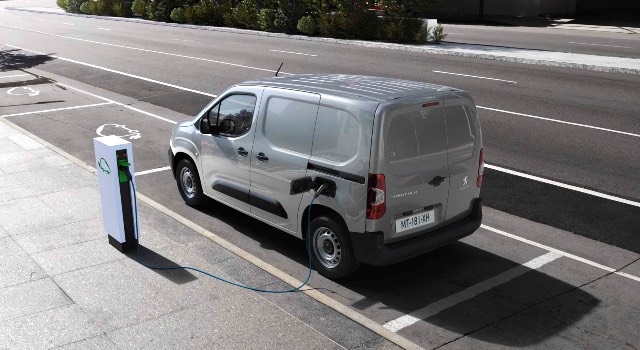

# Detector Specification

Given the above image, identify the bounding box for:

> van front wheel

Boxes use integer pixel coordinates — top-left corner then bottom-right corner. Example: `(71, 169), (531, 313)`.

(176, 159), (204, 207)
(310, 215), (359, 279)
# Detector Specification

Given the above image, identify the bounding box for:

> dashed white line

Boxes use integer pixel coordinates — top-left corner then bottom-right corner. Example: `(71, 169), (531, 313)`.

(135, 166), (171, 176)
(0, 102), (113, 118)
(97, 28), (112, 31)
(57, 83), (180, 124)
(269, 49), (318, 57)
(432, 70), (517, 83)
(481, 225), (640, 283)
(569, 42), (633, 49)
(62, 22), (74, 26)
(1, 25), (293, 75)
(383, 251), (563, 332)
(485, 163), (640, 208)
(0, 74), (30, 79)
(169, 38), (199, 43)
(5, 44), (217, 98)
(477, 106), (640, 138)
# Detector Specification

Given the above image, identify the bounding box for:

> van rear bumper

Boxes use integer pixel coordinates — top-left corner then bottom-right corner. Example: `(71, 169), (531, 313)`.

(349, 199), (482, 266)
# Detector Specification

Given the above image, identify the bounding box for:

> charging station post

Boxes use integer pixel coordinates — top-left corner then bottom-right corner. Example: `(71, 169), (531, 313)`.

(94, 136), (138, 253)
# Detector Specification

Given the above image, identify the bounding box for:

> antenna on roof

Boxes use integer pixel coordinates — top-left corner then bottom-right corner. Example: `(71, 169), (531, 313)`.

(275, 62), (283, 77)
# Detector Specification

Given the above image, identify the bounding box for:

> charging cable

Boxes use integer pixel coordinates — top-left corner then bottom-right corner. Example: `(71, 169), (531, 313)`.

(123, 167), (325, 293)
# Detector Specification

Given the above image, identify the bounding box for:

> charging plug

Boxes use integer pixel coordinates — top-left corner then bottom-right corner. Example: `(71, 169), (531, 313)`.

(313, 177), (336, 198)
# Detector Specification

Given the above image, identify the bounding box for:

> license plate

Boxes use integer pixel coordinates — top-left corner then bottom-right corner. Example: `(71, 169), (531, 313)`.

(395, 209), (435, 233)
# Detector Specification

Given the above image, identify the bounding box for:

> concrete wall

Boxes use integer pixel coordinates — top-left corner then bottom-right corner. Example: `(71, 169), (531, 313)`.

(433, 0), (578, 17)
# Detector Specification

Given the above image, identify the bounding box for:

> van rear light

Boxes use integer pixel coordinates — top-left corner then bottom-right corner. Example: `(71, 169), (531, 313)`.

(367, 174), (386, 220)
(477, 148), (484, 188)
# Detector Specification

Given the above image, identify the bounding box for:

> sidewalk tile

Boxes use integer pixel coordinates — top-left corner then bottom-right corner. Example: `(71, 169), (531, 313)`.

(0, 304), (102, 350)
(0, 150), (63, 174)
(0, 137), (24, 154)
(31, 238), (124, 276)
(0, 236), (46, 288)
(53, 259), (181, 332)
(0, 278), (72, 321)
(38, 186), (102, 222)
(8, 134), (44, 150)
(0, 226), (6, 238)
(0, 197), (67, 235)
(0, 164), (90, 188)
(57, 334), (117, 350)
(12, 218), (105, 254)
(0, 175), (96, 203)
(0, 123), (21, 137)
(106, 293), (312, 350)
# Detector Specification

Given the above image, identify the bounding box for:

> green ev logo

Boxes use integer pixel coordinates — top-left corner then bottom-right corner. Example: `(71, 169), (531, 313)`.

(98, 158), (111, 174)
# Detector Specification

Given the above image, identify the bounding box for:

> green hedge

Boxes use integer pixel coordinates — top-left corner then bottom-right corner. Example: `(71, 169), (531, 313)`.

(56, 0), (440, 43)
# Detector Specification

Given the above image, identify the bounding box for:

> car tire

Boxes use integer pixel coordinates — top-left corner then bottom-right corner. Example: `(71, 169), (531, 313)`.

(176, 159), (204, 207)
(309, 214), (360, 279)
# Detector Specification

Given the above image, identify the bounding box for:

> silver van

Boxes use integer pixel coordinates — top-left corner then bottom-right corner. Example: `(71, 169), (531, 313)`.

(169, 74), (483, 279)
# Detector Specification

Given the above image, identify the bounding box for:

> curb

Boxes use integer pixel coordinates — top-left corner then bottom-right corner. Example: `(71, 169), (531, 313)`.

(0, 72), (425, 350)
(7, 7), (640, 75)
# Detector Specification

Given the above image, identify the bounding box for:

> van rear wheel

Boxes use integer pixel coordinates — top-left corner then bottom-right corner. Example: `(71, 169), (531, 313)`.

(176, 159), (204, 207)
(310, 215), (359, 279)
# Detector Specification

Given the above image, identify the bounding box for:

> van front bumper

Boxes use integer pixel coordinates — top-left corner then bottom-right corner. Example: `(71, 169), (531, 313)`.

(349, 198), (482, 266)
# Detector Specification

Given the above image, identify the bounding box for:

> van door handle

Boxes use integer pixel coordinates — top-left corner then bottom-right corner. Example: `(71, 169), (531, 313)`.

(429, 176), (446, 186)
(237, 147), (248, 156)
(256, 152), (269, 161)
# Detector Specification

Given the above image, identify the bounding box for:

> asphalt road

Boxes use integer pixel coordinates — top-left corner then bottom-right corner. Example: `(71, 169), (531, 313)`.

(2, 3), (640, 349)
(442, 23), (640, 58)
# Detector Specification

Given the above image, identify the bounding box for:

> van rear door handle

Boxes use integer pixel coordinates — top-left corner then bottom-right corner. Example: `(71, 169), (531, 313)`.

(429, 176), (446, 186)
(237, 147), (248, 156)
(256, 152), (269, 161)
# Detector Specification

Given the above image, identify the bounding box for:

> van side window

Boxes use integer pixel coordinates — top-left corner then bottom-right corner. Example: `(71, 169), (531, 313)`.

(312, 106), (360, 162)
(263, 97), (317, 155)
(208, 94), (257, 137)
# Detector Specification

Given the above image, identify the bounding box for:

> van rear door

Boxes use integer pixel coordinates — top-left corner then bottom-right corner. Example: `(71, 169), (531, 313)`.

(368, 95), (450, 243)
(443, 92), (482, 221)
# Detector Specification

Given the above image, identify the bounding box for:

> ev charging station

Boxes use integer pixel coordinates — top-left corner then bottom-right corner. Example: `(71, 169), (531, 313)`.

(94, 136), (138, 253)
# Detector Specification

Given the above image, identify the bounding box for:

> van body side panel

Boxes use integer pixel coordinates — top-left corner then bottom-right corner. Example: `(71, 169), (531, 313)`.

(443, 92), (482, 221)
(304, 96), (377, 235)
(366, 94), (451, 243)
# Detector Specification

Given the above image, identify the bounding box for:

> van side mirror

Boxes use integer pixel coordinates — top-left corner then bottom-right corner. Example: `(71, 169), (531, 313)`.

(200, 118), (211, 134)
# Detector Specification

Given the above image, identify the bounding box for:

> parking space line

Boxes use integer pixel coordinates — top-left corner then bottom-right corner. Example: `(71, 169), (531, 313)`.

(383, 251), (563, 333)
(62, 23), (74, 26)
(269, 49), (318, 57)
(2, 25), (294, 75)
(0, 74), (30, 79)
(97, 28), (111, 31)
(5, 44), (217, 98)
(482, 224), (640, 283)
(485, 164), (640, 208)
(0, 102), (113, 118)
(57, 83), (179, 124)
(135, 166), (171, 176)
(569, 42), (632, 49)
(432, 70), (517, 83)
(477, 106), (640, 138)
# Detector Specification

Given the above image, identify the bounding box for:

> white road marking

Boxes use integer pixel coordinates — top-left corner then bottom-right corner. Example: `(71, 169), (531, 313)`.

(0, 74), (30, 79)
(62, 23), (74, 26)
(56, 83), (180, 124)
(383, 251), (563, 332)
(446, 33), (464, 35)
(7, 86), (39, 96)
(97, 28), (111, 31)
(96, 123), (141, 140)
(569, 42), (632, 49)
(269, 49), (318, 57)
(5, 44), (217, 98)
(485, 163), (640, 208)
(432, 70), (517, 83)
(2, 25), (293, 75)
(477, 106), (640, 138)
(169, 38), (199, 43)
(482, 225), (640, 283)
(0, 102), (113, 118)
(135, 166), (171, 176)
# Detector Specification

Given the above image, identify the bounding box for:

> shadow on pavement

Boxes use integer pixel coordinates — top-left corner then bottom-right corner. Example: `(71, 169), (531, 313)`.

(0, 48), (54, 71)
(125, 245), (199, 285)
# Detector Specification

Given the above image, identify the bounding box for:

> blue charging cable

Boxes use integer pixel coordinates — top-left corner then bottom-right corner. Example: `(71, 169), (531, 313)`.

(126, 170), (319, 293)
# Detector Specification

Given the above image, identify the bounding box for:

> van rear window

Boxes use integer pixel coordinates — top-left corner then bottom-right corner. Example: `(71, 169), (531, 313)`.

(386, 108), (447, 162)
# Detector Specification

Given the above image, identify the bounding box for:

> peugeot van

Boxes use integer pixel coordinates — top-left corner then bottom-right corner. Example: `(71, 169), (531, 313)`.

(169, 74), (483, 279)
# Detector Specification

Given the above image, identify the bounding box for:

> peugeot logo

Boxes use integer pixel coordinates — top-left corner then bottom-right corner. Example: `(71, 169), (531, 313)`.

(462, 176), (468, 186)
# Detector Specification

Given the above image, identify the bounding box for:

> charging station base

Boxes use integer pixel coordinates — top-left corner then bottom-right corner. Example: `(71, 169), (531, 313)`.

(108, 235), (138, 253)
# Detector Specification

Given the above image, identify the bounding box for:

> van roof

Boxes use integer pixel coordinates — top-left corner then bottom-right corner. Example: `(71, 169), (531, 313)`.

(240, 74), (457, 103)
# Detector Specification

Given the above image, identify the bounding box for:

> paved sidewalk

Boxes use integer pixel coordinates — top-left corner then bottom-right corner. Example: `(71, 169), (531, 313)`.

(5, 6), (640, 74)
(0, 119), (400, 349)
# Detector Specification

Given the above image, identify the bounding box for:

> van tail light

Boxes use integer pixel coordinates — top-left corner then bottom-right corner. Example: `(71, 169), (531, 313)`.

(367, 173), (386, 220)
(477, 148), (484, 188)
